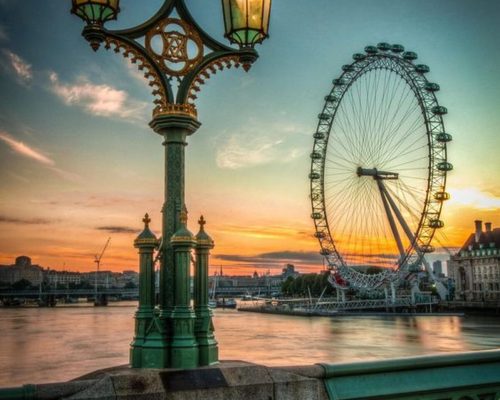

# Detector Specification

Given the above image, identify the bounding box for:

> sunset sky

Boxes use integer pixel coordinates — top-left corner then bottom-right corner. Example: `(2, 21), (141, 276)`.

(0, 0), (499, 275)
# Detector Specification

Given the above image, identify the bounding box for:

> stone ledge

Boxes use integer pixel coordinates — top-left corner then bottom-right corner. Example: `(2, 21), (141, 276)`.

(60, 361), (329, 400)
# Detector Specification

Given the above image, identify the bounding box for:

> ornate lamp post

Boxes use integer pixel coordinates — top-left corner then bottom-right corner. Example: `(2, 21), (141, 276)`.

(70, 0), (271, 369)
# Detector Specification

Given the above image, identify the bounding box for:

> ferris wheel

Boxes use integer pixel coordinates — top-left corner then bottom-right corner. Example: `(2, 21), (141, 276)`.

(310, 43), (452, 291)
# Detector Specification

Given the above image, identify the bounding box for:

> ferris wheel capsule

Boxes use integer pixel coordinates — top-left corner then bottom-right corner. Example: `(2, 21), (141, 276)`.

(403, 51), (418, 60)
(436, 132), (452, 142)
(425, 82), (440, 91)
(415, 64), (430, 73)
(434, 191), (450, 201)
(391, 44), (405, 53)
(364, 45), (378, 54)
(377, 42), (391, 51)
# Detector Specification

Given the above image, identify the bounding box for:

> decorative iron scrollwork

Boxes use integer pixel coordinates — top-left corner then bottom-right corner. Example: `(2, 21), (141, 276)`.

(146, 18), (203, 77)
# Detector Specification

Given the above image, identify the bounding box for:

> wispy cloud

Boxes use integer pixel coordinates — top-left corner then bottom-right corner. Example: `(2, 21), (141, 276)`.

(2, 49), (32, 85)
(0, 130), (81, 182)
(0, 215), (53, 225)
(0, 130), (54, 165)
(216, 120), (306, 169)
(449, 188), (500, 210)
(49, 71), (147, 121)
(96, 225), (137, 234)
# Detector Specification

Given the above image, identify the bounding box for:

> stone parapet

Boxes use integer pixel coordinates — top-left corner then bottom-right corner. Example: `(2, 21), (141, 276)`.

(1, 350), (500, 400)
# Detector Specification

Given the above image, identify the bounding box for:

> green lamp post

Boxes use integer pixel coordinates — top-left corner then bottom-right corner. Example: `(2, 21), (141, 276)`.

(70, 0), (272, 369)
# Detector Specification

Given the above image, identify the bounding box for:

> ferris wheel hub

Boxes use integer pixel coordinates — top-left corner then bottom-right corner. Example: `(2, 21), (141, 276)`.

(356, 167), (399, 180)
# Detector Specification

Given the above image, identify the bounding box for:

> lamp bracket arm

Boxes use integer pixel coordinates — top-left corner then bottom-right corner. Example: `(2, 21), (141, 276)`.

(107, 0), (232, 54)
(104, 30), (175, 104)
(177, 48), (258, 104)
(108, 0), (176, 39)
(175, 0), (235, 53)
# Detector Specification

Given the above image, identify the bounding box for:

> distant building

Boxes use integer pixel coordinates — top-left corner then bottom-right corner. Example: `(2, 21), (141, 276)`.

(0, 256), (44, 286)
(45, 269), (82, 286)
(433, 260), (443, 276)
(81, 271), (117, 288)
(116, 270), (139, 288)
(282, 264), (300, 279)
(448, 220), (500, 301)
(209, 266), (285, 295)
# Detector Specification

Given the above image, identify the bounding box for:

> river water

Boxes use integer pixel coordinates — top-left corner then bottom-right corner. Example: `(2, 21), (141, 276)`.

(1, 303), (499, 386)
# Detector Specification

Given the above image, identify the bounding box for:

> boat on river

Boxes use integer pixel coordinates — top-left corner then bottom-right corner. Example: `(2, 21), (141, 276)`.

(216, 298), (237, 309)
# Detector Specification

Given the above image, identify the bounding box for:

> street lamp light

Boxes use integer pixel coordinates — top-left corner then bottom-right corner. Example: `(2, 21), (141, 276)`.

(222, 0), (272, 48)
(71, 0), (119, 24)
(71, 0), (120, 50)
(70, 0), (271, 369)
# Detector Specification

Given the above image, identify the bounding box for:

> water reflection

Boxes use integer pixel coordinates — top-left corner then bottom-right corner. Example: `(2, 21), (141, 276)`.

(0, 305), (499, 386)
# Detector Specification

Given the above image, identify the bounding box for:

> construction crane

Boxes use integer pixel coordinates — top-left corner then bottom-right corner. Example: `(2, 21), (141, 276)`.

(94, 237), (111, 305)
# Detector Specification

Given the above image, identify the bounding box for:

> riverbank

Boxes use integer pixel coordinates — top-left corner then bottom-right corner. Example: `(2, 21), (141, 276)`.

(238, 307), (465, 318)
(238, 306), (465, 317)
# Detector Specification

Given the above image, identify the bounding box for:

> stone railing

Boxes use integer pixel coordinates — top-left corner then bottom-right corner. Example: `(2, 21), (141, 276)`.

(0, 350), (499, 399)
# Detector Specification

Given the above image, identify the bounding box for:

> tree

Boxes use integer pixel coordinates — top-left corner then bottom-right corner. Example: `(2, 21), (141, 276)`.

(11, 279), (32, 290)
(124, 281), (137, 289)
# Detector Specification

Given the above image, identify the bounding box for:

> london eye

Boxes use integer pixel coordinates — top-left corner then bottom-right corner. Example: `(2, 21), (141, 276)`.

(309, 43), (452, 291)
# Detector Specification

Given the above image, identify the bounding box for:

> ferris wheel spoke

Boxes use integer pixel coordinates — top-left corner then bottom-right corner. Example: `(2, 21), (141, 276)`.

(387, 183), (424, 222)
(380, 115), (426, 164)
(379, 97), (420, 155)
(375, 75), (410, 150)
(387, 157), (429, 170)
(379, 86), (419, 145)
(325, 152), (358, 168)
(381, 141), (427, 168)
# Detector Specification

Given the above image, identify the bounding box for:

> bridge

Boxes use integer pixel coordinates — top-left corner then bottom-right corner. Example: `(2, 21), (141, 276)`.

(0, 288), (140, 307)
(0, 286), (278, 307)
(0, 289), (139, 297)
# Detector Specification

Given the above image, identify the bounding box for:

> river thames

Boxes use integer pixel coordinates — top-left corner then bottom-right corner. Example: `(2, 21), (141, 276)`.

(0, 303), (499, 387)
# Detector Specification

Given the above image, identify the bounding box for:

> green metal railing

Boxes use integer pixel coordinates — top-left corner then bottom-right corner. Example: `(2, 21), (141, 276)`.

(0, 384), (36, 400)
(321, 350), (500, 400)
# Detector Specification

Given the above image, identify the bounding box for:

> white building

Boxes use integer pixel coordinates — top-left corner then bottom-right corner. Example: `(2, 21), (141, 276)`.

(448, 221), (500, 301)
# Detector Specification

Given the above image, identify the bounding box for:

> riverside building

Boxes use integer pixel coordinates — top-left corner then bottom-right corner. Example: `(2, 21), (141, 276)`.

(0, 256), (44, 286)
(448, 220), (500, 301)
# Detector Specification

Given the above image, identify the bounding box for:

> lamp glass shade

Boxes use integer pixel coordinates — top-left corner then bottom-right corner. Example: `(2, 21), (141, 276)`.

(222, 0), (271, 47)
(71, 0), (120, 25)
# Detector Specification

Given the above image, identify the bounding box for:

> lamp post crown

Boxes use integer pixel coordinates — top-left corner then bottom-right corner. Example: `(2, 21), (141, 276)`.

(135, 213), (158, 248)
(196, 215), (214, 248)
(143, 213), (151, 228)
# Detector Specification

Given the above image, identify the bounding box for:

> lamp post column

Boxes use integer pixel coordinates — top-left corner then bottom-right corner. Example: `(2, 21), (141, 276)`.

(150, 113), (200, 368)
(170, 207), (198, 368)
(130, 214), (160, 368)
(150, 113), (200, 311)
(194, 216), (218, 365)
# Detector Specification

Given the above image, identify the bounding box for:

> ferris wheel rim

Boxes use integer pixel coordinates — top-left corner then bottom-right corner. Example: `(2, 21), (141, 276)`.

(310, 44), (451, 289)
